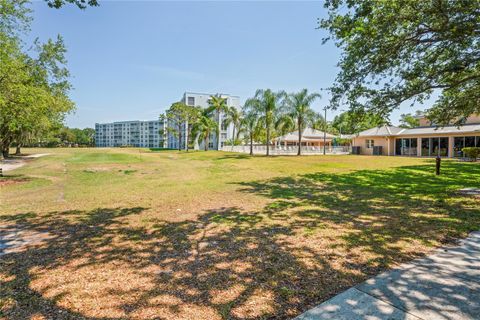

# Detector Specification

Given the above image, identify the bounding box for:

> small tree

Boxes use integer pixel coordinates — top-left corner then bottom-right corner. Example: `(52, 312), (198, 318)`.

(399, 111), (422, 129)
(192, 109), (218, 151)
(462, 147), (480, 162)
(331, 111), (389, 135)
(241, 110), (261, 156)
(184, 106), (201, 152)
(165, 102), (189, 151)
(223, 106), (243, 150)
(207, 94), (229, 150)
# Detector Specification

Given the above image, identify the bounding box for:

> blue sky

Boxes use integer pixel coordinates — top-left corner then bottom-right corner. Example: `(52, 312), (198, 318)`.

(29, 0), (413, 128)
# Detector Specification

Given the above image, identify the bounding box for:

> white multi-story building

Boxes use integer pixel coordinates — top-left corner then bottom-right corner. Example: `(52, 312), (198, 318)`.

(95, 120), (165, 148)
(95, 92), (241, 150)
(167, 92), (241, 150)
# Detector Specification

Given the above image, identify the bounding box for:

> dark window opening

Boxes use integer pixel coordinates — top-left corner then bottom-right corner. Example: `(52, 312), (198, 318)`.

(395, 138), (417, 156)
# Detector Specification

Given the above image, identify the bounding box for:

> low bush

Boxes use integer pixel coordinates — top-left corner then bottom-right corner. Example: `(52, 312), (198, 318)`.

(462, 147), (480, 161)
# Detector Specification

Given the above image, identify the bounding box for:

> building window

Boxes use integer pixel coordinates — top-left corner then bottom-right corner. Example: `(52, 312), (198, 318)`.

(395, 138), (418, 156)
(439, 137), (448, 156)
(420, 137), (449, 157)
(221, 121), (228, 131)
(366, 139), (374, 148)
(421, 138), (430, 156)
(454, 136), (478, 157)
(187, 97), (195, 106)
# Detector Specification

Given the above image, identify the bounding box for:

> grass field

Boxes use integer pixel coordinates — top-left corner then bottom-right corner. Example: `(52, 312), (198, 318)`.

(1, 148), (479, 319)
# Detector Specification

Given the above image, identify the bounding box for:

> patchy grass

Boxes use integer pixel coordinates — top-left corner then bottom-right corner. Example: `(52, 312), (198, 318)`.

(1, 148), (479, 319)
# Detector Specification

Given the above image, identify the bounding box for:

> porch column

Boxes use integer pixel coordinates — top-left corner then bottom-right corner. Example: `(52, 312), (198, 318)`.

(417, 138), (422, 156)
(448, 136), (454, 158)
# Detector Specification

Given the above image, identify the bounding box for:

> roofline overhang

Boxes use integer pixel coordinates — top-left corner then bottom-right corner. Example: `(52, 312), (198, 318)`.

(354, 131), (480, 139)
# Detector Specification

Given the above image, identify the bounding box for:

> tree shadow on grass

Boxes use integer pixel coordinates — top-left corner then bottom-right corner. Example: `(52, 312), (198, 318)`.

(238, 162), (480, 267)
(1, 162), (479, 319)
(0, 174), (32, 186)
(0, 207), (146, 319)
(0, 205), (361, 319)
(213, 153), (252, 161)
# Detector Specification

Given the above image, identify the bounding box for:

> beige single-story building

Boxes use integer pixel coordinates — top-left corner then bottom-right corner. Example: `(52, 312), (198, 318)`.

(352, 115), (480, 157)
(274, 128), (336, 147)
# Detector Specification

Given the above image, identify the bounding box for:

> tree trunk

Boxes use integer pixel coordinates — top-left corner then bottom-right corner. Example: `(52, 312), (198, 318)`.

(194, 132), (201, 150)
(297, 120), (302, 156)
(217, 110), (221, 151)
(266, 128), (270, 156)
(231, 126), (236, 150)
(185, 127), (189, 152)
(2, 146), (9, 159)
(205, 135), (209, 151)
(178, 125), (182, 151)
(15, 144), (21, 155)
(250, 134), (253, 156)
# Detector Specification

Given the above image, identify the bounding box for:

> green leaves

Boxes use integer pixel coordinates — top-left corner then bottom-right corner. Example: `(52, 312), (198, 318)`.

(207, 94), (228, 116)
(399, 112), (421, 129)
(331, 110), (389, 134)
(321, 0), (480, 125)
(244, 89), (287, 155)
(44, 0), (99, 9)
(0, 0), (75, 155)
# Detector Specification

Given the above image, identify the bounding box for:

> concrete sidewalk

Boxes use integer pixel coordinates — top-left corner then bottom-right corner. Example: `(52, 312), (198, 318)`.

(295, 231), (480, 320)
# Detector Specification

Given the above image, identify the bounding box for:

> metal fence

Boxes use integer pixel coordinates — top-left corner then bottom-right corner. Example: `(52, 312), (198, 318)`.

(221, 145), (351, 155)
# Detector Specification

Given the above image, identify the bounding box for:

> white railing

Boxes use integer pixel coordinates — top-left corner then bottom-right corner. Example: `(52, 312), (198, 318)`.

(221, 145), (351, 155)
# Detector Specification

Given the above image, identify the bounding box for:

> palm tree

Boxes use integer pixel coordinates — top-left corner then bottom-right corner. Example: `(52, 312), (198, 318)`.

(284, 89), (321, 155)
(223, 106), (243, 150)
(244, 89), (286, 156)
(207, 94), (228, 150)
(275, 114), (295, 148)
(193, 109), (219, 151)
(241, 110), (260, 156)
(184, 105), (202, 152)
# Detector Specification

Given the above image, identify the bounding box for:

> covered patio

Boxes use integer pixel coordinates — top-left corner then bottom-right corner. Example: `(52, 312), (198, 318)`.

(274, 128), (336, 149)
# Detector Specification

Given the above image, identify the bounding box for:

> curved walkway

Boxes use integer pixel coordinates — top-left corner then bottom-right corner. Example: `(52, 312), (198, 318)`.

(0, 153), (50, 172)
(295, 231), (480, 320)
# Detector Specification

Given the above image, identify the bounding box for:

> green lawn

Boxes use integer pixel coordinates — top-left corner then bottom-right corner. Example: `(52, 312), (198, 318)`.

(1, 148), (479, 319)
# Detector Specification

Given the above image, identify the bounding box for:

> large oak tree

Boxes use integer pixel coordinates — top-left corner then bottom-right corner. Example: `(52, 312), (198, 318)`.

(0, 0), (75, 158)
(321, 0), (480, 125)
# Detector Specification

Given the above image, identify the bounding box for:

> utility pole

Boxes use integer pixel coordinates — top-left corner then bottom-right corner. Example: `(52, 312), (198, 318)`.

(323, 106), (327, 155)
